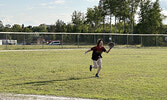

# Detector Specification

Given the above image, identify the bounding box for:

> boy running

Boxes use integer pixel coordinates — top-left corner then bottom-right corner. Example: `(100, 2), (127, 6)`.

(85, 39), (111, 77)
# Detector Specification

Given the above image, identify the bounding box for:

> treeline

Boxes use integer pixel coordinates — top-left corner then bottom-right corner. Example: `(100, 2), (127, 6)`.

(0, 0), (167, 34)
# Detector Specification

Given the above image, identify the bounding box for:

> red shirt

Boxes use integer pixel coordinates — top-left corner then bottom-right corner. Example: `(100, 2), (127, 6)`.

(91, 46), (106, 60)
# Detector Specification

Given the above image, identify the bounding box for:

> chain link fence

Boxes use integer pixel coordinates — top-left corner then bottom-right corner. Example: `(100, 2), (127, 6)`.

(0, 32), (167, 50)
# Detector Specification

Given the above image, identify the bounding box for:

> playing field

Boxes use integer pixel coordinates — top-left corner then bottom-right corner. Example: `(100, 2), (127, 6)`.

(0, 48), (167, 99)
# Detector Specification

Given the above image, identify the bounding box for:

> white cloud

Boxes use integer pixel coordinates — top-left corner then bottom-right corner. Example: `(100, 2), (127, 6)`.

(85, 0), (99, 2)
(0, 13), (71, 26)
(39, 0), (65, 9)
(149, 0), (167, 24)
(162, 9), (167, 16)
(40, 3), (47, 6)
(160, 0), (167, 10)
(161, 9), (167, 24)
(54, 0), (65, 4)
(26, 6), (35, 10)
(160, 0), (167, 4)
(151, 0), (156, 2)
(40, 0), (65, 6)
(0, 16), (14, 25)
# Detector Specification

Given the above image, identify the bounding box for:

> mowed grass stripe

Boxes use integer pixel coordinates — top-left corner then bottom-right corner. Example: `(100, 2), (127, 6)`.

(0, 48), (167, 99)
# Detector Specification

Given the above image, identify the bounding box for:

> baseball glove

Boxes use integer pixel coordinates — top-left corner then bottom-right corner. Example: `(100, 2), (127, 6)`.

(108, 42), (114, 49)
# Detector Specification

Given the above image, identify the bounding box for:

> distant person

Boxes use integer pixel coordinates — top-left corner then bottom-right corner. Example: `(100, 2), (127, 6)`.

(85, 39), (112, 77)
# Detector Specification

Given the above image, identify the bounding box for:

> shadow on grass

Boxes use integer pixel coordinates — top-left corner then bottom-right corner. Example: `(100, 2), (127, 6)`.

(14, 76), (95, 86)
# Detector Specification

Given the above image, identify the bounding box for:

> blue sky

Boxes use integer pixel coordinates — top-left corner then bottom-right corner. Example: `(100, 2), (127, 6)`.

(0, 0), (167, 26)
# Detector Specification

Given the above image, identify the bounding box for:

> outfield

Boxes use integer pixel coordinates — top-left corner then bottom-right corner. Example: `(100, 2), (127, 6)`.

(0, 48), (167, 99)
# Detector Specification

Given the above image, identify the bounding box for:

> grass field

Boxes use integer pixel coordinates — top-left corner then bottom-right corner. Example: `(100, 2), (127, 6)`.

(0, 48), (167, 99)
(0, 44), (141, 50)
(0, 45), (96, 50)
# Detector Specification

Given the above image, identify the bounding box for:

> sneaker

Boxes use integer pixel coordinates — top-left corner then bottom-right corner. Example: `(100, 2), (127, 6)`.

(95, 73), (99, 77)
(90, 65), (92, 71)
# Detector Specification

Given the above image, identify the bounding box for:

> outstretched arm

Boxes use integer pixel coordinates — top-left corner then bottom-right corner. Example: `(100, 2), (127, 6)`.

(105, 48), (111, 53)
(85, 49), (92, 54)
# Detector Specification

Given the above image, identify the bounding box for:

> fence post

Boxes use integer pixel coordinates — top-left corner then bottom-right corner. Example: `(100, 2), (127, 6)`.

(156, 36), (158, 46)
(61, 34), (63, 48)
(24, 34), (25, 49)
(42, 34), (44, 49)
(127, 35), (129, 46)
(94, 35), (96, 45)
(141, 36), (143, 47)
(5, 33), (7, 49)
(77, 34), (79, 48)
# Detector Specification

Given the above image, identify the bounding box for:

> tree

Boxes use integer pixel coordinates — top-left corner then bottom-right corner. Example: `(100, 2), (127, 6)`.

(66, 23), (74, 33)
(32, 24), (47, 32)
(47, 25), (56, 32)
(86, 8), (94, 32)
(72, 11), (85, 32)
(103, 0), (116, 32)
(137, 0), (164, 46)
(12, 24), (23, 32)
(99, 0), (107, 32)
(55, 19), (66, 32)
(150, 0), (163, 34)
(122, 0), (131, 33)
(129, 0), (140, 34)
(113, 0), (126, 33)
(86, 6), (102, 32)
(138, 0), (163, 34)
(23, 27), (32, 32)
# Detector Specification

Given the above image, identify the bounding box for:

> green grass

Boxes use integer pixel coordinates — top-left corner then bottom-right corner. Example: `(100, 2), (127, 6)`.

(0, 48), (167, 99)
(0, 44), (143, 50)
(0, 45), (95, 50)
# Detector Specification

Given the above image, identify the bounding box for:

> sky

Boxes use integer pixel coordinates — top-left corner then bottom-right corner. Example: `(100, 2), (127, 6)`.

(0, 0), (167, 26)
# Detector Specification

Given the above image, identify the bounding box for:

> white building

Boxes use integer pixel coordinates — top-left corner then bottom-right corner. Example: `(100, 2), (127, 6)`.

(0, 40), (2, 45)
(0, 40), (17, 45)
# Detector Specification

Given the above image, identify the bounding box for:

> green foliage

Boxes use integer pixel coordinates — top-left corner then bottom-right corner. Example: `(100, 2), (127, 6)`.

(137, 0), (163, 34)
(85, 8), (94, 26)
(86, 6), (102, 32)
(32, 24), (47, 32)
(72, 11), (85, 33)
(55, 20), (66, 32)
(23, 27), (32, 32)
(12, 24), (23, 32)
(66, 23), (74, 33)
(72, 11), (84, 26)
(47, 25), (56, 32)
